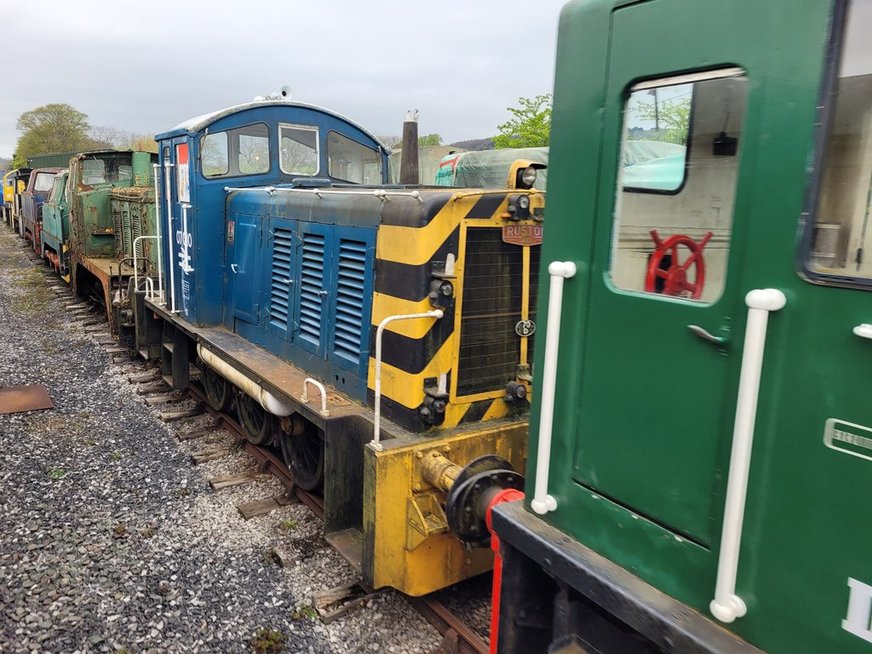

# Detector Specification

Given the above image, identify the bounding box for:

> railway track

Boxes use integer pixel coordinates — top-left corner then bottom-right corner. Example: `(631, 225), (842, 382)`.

(185, 384), (490, 654)
(22, 245), (491, 654)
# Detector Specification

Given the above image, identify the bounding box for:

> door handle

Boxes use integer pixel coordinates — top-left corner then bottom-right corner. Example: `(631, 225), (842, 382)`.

(688, 324), (728, 345)
(853, 324), (872, 339)
(230, 264), (238, 274)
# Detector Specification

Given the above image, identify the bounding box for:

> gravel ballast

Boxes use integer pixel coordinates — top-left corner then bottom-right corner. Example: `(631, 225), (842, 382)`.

(0, 229), (440, 653)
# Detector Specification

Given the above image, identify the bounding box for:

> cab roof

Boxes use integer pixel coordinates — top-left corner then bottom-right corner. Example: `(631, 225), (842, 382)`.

(156, 100), (389, 153)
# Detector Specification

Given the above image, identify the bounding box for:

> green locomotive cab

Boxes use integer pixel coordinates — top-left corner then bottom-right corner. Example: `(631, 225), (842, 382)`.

(41, 170), (71, 280)
(67, 150), (158, 336)
(491, 1), (872, 653)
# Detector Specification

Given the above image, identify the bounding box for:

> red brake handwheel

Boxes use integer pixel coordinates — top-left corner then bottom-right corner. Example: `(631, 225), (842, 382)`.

(644, 229), (713, 300)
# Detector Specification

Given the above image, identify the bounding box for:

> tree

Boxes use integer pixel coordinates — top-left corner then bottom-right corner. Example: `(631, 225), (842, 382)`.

(418, 134), (442, 146)
(377, 135), (402, 149)
(630, 97), (691, 145)
(90, 125), (158, 153)
(13, 104), (99, 167)
(493, 94), (552, 149)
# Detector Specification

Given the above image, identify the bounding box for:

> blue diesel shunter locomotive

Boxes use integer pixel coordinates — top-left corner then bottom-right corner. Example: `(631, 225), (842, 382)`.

(133, 96), (545, 595)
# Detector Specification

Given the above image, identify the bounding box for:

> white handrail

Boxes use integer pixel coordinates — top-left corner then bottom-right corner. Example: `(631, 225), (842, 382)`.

(132, 235), (159, 299)
(530, 261), (577, 515)
(163, 161), (177, 313)
(710, 288), (786, 623)
(300, 378), (330, 417)
(369, 310), (444, 451)
(151, 163), (164, 304)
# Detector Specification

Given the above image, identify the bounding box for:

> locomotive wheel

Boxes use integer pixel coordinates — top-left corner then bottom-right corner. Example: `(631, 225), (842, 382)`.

(280, 425), (324, 491)
(201, 365), (232, 412)
(235, 391), (276, 446)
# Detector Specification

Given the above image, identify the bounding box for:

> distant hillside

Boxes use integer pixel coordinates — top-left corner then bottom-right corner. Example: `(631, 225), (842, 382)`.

(450, 138), (494, 151)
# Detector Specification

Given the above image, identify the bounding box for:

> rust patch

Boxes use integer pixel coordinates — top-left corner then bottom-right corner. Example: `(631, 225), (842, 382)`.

(0, 384), (54, 414)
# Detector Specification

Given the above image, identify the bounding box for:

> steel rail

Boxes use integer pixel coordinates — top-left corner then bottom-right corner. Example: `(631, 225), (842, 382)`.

(187, 382), (488, 654)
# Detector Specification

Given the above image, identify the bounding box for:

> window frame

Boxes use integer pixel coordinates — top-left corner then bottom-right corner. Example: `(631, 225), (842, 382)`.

(279, 123), (320, 177)
(608, 67), (749, 305)
(620, 76), (697, 196)
(795, 0), (867, 289)
(33, 172), (56, 192)
(199, 122), (271, 180)
(326, 130), (382, 184)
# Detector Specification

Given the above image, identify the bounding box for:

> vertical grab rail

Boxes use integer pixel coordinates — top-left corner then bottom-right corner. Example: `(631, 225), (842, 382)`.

(132, 235), (159, 298)
(710, 288), (786, 623)
(163, 161), (177, 313)
(151, 163), (164, 303)
(369, 310), (444, 451)
(530, 261), (577, 515)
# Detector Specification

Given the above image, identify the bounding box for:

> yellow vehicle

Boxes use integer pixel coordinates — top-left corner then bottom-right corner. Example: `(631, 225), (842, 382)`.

(2, 170), (17, 225)
(4, 168), (31, 231)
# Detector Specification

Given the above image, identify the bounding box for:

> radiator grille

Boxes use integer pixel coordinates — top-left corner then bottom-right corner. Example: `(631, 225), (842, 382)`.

(298, 232), (325, 347)
(456, 227), (538, 396)
(332, 239), (367, 362)
(269, 229), (293, 330)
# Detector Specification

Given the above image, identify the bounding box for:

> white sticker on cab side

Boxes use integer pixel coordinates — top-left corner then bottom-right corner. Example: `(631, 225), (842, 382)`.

(824, 418), (872, 463)
(844, 578), (872, 644)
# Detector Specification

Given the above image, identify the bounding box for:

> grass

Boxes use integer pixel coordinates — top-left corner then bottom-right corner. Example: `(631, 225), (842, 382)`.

(291, 604), (318, 621)
(249, 627), (286, 654)
(111, 450), (123, 461)
(9, 266), (55, 318)
(279, 518), (297, 531)
(112, 523), (128, 539)
(47, 469), (66, 480)
(138, 525), (157, 539)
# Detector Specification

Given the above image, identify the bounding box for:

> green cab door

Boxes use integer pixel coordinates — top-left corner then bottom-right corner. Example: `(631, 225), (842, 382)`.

(541, 0), (807, 611)
(571, 20), (752, 552)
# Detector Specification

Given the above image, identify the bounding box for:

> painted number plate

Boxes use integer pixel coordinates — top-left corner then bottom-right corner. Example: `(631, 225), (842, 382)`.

(823, 418), (872, 462)
(502, 223), (543, 246)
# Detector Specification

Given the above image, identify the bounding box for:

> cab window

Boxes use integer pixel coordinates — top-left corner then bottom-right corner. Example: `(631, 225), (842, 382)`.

(280, 124), (319, 176)
(609, 69), (748, 304)
(804, 0), (872, 282)
(201, 123), (270, 178)
(327, 132), (382, 184)
(33, 172), (56, 192)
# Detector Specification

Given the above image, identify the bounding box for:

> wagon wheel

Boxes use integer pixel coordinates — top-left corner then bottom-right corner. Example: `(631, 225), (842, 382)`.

(644, 229), (713, 300)
(280, 425), (324, 491)
(201, 365), (232, 412)
(235, 390), (276, 446)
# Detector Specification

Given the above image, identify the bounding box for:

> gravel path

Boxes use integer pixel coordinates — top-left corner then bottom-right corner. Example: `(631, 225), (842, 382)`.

(0, 229), (438, 653)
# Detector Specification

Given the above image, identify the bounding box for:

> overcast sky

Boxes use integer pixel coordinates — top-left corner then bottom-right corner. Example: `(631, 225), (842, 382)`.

(0, 1), (565, 158)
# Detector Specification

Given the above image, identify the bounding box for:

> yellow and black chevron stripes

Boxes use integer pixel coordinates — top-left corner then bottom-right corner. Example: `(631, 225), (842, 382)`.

(375, 192), (508, 265)
(368, 188), (535, 433)
(369, 388), (513, 431)
(368, 337), (454, 409)
(374, 226), (459, 302)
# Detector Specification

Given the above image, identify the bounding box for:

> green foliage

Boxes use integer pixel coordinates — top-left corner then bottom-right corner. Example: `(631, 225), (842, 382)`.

(279, 518), (298, 531)
(14, 104), (101, 166)
(630, 98), (691, 145)
(90, 126), (158, 153)
(493, 94), (552, 149)
(418, 134), (443, 146)
(291, 604), (319, 621)
(250, 627), (286, 654)
(47, 469), (66, 480)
